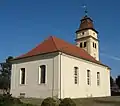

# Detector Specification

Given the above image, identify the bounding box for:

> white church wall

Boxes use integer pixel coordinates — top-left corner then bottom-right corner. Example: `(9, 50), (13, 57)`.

(10, 53), (59, 98)
(60, 53), (110, 98)
(10, 52), (110, 99)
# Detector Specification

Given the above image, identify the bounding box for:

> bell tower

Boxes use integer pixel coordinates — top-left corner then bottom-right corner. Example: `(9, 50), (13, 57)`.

(75, 10), (99, 61)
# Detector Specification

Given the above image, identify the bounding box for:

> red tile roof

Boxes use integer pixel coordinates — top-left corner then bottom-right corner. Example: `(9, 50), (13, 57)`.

(14, 36), (109, 68)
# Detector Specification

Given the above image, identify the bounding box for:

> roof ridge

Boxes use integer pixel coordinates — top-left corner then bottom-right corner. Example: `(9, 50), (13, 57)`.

(51, 36), (59, 50)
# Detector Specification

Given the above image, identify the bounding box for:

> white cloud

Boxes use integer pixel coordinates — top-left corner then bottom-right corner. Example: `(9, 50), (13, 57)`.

(100, 53), (120, 61)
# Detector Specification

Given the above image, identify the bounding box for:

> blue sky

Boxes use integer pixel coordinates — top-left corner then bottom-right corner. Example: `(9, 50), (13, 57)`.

(0, 0), (120, 77)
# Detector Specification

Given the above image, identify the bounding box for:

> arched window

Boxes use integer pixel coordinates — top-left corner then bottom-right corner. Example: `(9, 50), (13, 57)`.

(39, 65), (46, 84)
(74, 67), (79, 84)
(20, 68), (25, 85)
(95, 43), (97, 49)
(80, 42), (82, 48)
(93, 42), (94, 48)
(87, 70), (91, 85)
(84, 42), (87, 47)
(97, 72), (100, 86)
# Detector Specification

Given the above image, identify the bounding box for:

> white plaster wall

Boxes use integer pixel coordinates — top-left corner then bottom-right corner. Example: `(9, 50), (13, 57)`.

(60, 53), (110, 99)
(10, 53), (59, 98)
(11, 52), (110, 99)
(76, 30), (89, 39)
(76, 29), (97, 39)
(76, 29), (99, 61)
(89, 38), (99, 60)
(88, 29), (98, 39)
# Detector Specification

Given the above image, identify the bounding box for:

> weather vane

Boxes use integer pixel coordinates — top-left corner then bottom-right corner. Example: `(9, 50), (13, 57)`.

(82, 5), (88, 16)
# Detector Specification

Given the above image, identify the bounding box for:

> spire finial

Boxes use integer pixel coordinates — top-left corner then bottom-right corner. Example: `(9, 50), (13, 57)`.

(82, 5), (88, 16)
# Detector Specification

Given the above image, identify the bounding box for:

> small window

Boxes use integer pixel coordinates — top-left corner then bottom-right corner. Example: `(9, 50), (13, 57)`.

(39, 65), (46, 84)
(93, 42), (94, 48)
(20, 93), (25, 98)
(80, 43), (82, 48)
(87, 70), (91, 85)
(20, 68), (25, 85)
(74, 67), (79, 84)
(97, 72), (100, 86)
(84, 42), (87, 47)
(95, 43), (96, 48)
(82, 32), (84, 35)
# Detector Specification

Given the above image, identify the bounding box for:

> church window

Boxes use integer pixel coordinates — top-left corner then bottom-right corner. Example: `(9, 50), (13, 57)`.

(84, 42), (87, 47)
(74, 67), (79, 84)
(97, 72), (100, 86)
(20, 68), (25, 85)
(95, 43), (96, 48)
(80, 43), (82, 48)
(93, 42), (94, 48)
(87, 70), (91, 85)
(39, 65), (46, 84)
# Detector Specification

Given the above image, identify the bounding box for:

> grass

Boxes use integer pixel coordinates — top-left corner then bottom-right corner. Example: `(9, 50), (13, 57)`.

(20, 98), (43, 106)
(21, 96), (120, 106)
(73, 96), (120, 106)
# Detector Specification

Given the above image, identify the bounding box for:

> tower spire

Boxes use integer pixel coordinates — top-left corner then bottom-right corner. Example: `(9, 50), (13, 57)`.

(83, 5), (88, 16)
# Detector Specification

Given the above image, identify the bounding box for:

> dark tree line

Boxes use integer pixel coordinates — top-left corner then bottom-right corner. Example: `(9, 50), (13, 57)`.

(0, 56), (13, 93)
(116, 75), (120, 88)
(110, 75), (120, 89)
(110, 76), (120, 96)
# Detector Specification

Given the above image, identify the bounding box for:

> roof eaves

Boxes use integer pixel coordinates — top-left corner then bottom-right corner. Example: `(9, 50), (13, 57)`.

(11, 51), (59, 61)
(60, 51), (110, 70)
(76, 28), (98, 34)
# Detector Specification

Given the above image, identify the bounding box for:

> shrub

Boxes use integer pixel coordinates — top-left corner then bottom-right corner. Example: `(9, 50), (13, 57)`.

(0, 94), (36, 106)
(0, 94), (22, 106)
(41, 97), (58, 106)
(59, 98), (76, 106)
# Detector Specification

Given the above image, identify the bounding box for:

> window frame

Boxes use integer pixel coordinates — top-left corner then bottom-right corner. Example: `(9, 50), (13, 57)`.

(20, 68), (26, 85)
(84, 42), (87, 47)
(74, 67), (79, 85)
(87, 70), (91, 85)
(95, 43), (96, 49)
(80, 42), (82, 48)
(38, 65), (47, 84)
(97, 72), (100, 86)
(93, 42), (94, 48)
(82, 32), (84, 35)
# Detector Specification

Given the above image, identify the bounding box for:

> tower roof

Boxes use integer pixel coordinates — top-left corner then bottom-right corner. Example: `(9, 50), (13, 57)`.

(76, 15), (98, 33)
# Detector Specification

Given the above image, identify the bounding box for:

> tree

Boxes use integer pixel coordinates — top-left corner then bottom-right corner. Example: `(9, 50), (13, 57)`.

(110, 76), (114, 87)
(0, 56), (13, 93)
(116, 75), (120, 89)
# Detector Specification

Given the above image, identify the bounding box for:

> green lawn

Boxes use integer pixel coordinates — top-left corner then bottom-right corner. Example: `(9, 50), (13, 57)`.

(73, 96), (120, 106)
(21, 98), (43, 106)
(21, 96), (120, 106)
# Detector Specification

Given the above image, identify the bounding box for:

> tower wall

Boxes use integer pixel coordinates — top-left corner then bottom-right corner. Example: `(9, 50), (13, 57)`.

(76, 29), (99, 61)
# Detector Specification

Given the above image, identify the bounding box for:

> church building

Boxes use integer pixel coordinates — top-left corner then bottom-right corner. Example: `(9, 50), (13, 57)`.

(10, 13), (111, 98)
